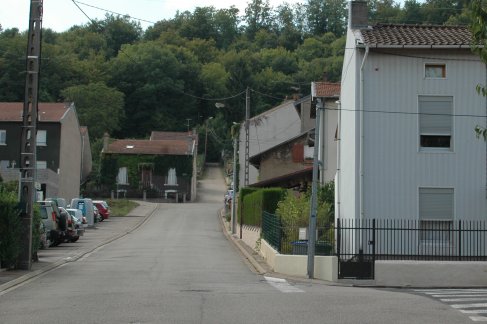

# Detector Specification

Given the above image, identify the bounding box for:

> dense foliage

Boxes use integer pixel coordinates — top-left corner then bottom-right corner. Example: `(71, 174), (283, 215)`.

(241, 187), (287, 225)
(0, 185), (22, 268)
(0, 0), (473, 160)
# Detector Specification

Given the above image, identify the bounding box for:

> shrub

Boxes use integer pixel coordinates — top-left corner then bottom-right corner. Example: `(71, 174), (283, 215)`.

(241, 188), (286, 226)
(0, 187), (22, 269)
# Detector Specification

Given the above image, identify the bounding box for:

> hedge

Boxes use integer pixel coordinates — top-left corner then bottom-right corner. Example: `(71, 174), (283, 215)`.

(240, 188), (286, 226)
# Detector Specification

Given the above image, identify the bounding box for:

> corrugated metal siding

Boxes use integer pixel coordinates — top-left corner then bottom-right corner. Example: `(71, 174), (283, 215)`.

(362, 49), (487, 221)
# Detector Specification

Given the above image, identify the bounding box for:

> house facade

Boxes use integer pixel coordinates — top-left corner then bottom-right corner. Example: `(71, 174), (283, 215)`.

(0, 102), (91, 202)
(249, 87), (340, 189)
(238, 100), (301, 188)
(101, 131), (198, 201)
(338, 1), (487, 252)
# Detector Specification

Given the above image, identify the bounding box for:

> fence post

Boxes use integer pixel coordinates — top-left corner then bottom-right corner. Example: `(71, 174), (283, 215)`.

(458, 220), (462, 261)
(372, 219), (376, 261)
(336, 218), (341, 259)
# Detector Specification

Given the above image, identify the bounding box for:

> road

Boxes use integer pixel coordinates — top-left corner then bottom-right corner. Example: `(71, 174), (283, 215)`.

(0, 166), (472, 323)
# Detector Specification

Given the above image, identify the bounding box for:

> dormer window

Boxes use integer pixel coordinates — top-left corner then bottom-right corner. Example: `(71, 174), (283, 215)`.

(425, 64), (446, 79)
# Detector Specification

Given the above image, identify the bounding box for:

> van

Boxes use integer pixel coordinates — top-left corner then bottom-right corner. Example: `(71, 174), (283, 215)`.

(70, 198), (95, 226)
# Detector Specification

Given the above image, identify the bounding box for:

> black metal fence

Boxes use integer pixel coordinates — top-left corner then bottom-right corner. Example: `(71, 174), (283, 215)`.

(262, 213), (487, 261)
(337, 218), (487, 261)
(261, 212), (334, 256)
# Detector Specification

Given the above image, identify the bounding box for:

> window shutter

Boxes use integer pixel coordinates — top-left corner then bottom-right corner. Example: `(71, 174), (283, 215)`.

(292, 143), (304, 162)
(419, 188), (454, 220)
(419, 96), (452, 135)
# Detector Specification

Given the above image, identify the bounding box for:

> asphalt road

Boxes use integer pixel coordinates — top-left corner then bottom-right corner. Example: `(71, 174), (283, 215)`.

(0, 166), (472, 323)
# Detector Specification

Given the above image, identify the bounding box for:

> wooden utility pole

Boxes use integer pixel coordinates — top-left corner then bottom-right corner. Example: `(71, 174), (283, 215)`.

(18, 0), (43, 270)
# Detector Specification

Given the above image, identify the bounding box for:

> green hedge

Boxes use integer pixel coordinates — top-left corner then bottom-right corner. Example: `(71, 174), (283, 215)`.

(240, 188), (286, 226)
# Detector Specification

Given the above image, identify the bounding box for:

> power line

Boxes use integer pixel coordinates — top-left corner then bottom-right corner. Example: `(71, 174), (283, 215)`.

(73, 0), (157, 25)
(325, 107), (487, 119)
(177, 89), (247, 101)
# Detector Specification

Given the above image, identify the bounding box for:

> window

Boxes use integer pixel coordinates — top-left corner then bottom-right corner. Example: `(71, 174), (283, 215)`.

(37, 130), (47, 146)
(419, 188), (454, 243)
(36, 161), (47, 169)
(419, 96), (453, 150)
(0, 130), (6, 145)
(167, 168), (178, 185)
(27, 129), (47, 146)
(425, 64), (446, 78)
(117, 167), (128, 185)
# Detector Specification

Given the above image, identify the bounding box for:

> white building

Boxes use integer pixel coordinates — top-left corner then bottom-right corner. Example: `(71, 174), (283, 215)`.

(338, 1), (487, 254)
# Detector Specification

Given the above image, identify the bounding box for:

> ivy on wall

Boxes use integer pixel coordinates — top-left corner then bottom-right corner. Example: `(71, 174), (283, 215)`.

(100, 154), (193, 189)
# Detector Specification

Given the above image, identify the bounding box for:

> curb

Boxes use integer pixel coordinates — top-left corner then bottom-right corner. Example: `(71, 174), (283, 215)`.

(0, 203), (158, 293)
(218, 209), (267, 275)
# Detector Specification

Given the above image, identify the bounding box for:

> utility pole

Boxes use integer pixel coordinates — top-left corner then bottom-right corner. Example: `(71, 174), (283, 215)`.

(19, 0), (43, 270)
(307, 99), (323, 279)
(244, 87), (250, 186)
(231, 136), (237, 235)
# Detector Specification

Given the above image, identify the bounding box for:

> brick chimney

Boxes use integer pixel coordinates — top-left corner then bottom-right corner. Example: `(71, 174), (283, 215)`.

(349, 1), (368, 29)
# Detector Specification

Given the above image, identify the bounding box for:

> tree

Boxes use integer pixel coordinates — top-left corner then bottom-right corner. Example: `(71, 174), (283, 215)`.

(470, 0), (487, 139)
(244, 0), (274, 39)
(61, 82), (125, 139)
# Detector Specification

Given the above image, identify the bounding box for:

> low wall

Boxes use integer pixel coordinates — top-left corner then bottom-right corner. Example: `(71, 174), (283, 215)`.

(375, 261), (487, 287)
(235, 224), (260, 251)
(260, 239), (337, 282)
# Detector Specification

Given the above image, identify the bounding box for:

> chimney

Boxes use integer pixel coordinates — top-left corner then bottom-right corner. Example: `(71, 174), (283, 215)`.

(103, 132), (109, 152)
(322, 71), (328, 82)
(349, 1), (368, 29)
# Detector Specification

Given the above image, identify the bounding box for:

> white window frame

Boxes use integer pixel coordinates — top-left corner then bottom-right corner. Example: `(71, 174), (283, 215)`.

(418, 95), (453, 152)
(425, 63), (446, 79)
(0, 130), (6, 145)
(418, 187), (454, 245)
(36, 130), (47, 146)
(36, 161), (47, 169)
(117, 167), (128, 185)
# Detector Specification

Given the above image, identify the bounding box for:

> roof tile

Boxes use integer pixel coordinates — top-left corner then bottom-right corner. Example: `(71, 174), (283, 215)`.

(0, 102), (69, 122)
(106, 139), (193, 156)
(360, 24), (472, 47)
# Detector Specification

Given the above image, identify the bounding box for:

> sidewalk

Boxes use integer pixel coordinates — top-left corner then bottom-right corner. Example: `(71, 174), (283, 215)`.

(0, 200), (157, 292)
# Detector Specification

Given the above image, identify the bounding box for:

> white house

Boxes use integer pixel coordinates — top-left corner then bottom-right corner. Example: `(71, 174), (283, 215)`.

(338, 1), (487, 255)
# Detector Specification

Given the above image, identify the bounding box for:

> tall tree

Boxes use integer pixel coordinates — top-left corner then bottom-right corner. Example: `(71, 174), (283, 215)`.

(61, 82), (125, 139)
(244, 0), (274, 39)
(470, 0), (487, 138)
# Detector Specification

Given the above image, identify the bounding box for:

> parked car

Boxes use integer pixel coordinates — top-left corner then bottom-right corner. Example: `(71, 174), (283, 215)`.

(224, 189), (233, 207)
(93, 200), (110, 220)
(70, 213), (85, 236)
(67, 208), (87, 229)
(39, 221), (49, 250)
(59, 207), (80, 242)
(46, 197), (67, 209)
(93, 205), (102, 223)
(38, 201), (66, 247)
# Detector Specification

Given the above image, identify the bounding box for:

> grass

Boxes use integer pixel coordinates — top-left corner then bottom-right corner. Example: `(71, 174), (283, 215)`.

(106, 199), (139, 217)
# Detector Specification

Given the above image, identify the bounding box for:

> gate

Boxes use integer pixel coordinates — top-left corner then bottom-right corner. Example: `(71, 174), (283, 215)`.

(336, 218), (375, 279)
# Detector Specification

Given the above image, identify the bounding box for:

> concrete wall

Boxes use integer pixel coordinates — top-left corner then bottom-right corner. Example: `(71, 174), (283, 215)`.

(261, 239), (338, 282)
(374, 261), (487, 287)
(59, 106), (81, 202)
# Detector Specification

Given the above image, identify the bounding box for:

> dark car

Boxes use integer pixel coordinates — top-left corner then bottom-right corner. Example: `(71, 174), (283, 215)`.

(38, 201), (66, 247)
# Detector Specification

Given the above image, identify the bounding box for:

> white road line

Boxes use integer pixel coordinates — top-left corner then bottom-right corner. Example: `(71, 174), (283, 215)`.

(434, 295), (487, 298)
(422, 291), (487, 295)
(441, 298), (487, 302)
(415, 289), (487, 292)
(460, 310), (487, 314)
(264, 276), (304, 293)
(470, 316), (487, 322)
(452, 303), (487, 309)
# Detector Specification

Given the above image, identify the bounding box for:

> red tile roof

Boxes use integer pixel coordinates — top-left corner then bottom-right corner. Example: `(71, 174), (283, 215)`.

(150, 131), (198, 143)
(0, 102), (70, 122)
(106, 139), (194, 156)
(312, 82), (341, 98)
(360, 24), (472, 48)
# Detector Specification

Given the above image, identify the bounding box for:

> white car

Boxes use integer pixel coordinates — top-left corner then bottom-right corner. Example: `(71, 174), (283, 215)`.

(224, 190), (233, 207)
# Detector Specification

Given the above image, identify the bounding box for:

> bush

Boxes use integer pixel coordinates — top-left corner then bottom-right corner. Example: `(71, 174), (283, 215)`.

(0, 187), (22, 269)
(241, 188), (286, 226)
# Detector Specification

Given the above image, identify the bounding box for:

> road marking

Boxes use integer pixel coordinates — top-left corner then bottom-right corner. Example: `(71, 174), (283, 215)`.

(264, 276), (304, 293)
(414, 289), (487, 322)
(470, 316), (487, 321)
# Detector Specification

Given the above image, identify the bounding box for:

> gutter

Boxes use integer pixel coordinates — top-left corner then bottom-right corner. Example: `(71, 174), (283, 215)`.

(359, 45), (369, 251)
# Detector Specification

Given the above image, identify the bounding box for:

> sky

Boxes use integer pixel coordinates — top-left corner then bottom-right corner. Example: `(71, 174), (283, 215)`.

(1, 0), (305, 32)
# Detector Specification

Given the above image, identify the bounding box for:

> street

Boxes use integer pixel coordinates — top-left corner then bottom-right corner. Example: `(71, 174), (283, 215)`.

(0, 166), (472, 323)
